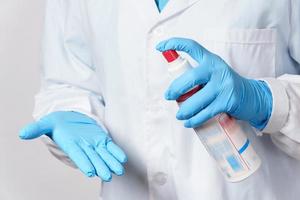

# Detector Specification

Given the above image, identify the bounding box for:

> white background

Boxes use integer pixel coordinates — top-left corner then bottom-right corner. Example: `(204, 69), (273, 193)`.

(0, 0), (100, 199)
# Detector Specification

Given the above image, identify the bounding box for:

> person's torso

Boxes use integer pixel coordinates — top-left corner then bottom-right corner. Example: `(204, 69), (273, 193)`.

(64, 1), (300, 199)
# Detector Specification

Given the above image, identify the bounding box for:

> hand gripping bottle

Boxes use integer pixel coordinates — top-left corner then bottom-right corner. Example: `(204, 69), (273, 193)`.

(162, 50), (261, 182)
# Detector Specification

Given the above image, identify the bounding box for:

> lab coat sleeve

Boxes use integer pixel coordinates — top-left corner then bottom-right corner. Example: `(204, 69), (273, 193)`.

(33, 0), (106, 168)
(261, 0), (300, 159)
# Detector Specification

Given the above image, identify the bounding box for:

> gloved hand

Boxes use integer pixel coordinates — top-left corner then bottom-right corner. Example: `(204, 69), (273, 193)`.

(19, 111), (127, 181)
(156, 38), (273, 130)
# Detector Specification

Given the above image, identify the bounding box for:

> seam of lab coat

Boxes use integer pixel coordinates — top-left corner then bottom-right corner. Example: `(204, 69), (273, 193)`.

(289, 0), (300, 64)
(197, 28), (276, 44)
(260, 78), (289, 134)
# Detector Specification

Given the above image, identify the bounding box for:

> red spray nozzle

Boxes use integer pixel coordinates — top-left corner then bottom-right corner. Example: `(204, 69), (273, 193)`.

(162, 50), (179, 63)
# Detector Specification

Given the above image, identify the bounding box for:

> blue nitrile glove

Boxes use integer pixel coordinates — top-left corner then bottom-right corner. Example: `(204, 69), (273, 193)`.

(156, 38), (273, 130)
(19, 111), (127, 181)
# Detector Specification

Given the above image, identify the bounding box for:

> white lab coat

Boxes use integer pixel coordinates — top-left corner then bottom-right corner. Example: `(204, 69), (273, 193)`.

(34, 0), (300, 199)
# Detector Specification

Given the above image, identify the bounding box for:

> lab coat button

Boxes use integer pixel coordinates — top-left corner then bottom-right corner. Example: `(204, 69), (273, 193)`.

(153, 172), (167, 185)
(153, 27), (164, 36)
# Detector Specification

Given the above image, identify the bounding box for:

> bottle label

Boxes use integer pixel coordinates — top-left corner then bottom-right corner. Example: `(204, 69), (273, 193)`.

(194, 114), (261, 181)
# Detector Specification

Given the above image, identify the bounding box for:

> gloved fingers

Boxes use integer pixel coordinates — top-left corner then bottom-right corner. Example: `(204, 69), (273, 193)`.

(107, 141), (128, 164)
(176, 81), (218, 120)
(96, 146), (125, 176)
(165, 67), (210, 100)
(156, 37), (212, 64)
(78, 139), (112, 181)
(19, 119), (52, 140)
(184, 98), (224, 128)
(64, 142), (96, 178)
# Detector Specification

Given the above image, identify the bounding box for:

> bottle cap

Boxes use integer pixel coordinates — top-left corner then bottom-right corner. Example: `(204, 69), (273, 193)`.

(162, 50), (179, 63)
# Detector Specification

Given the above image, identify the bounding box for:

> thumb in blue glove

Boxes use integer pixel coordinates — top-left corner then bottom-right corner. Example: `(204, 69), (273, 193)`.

(156, 37), (273, 130)
(19, 111), (127, 182)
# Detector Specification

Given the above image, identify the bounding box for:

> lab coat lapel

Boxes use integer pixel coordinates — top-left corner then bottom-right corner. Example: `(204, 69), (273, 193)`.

(130, 0), (160, 27)
(131, 0), (200, 30)
(159, 0), (200, 21)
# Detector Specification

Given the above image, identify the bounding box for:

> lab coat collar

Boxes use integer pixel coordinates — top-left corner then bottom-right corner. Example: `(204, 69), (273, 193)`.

(132, 0), (200, 30)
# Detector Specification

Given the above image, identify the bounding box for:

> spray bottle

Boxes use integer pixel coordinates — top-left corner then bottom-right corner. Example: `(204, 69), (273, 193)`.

(162, 50), (261, 182)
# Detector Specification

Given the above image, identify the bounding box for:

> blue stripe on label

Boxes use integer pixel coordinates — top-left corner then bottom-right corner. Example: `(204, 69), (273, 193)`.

(238, 139), (250, 154)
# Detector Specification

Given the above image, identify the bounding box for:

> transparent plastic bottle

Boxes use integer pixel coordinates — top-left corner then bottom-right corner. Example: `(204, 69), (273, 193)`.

(162, 50), (261, 182)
